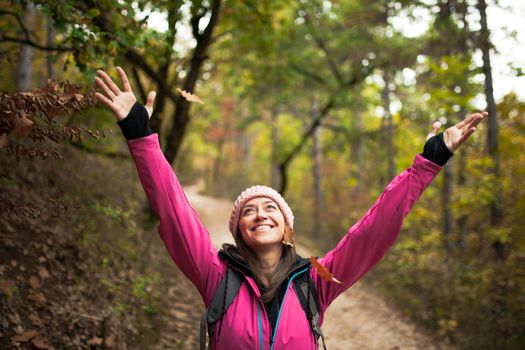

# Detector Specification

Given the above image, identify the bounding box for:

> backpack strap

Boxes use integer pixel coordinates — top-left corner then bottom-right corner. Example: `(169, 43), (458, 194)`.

(293, 269), (327, 350)
(200, 267), (243, 350)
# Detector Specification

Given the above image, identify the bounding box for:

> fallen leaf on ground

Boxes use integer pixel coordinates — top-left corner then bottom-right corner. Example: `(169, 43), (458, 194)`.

(32, 336), (53, 349)
(29, 313), (44, 327)
(0, 279), (15, 299)
(27, 290), (47, 306)
(88, 336), (103, 345)
(104, 333), (116, 347)
(38, 266), (50, 279)
(310, 256), (342, 284)
(29, 276), (41, 289)
(8, 313), (21, 325)
(11, 329), (38, 342)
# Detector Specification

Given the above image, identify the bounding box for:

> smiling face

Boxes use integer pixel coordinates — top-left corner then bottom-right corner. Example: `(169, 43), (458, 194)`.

(238, 197), (286, 251)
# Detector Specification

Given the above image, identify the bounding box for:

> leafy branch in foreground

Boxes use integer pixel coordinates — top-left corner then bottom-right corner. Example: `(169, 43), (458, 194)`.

(0, 79), (106, 159)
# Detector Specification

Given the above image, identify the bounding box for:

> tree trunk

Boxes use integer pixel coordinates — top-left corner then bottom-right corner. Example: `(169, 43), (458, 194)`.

(478, 0), (505, 263)
(15, 2), (36, 90)
(456, 110), (468, 250)
(270, 106), (280, 189)
(163, 0), (222, 164)
(46, 15), (55, 80)
(350, 109), (363, 193)
(442, 160), (453, 253)
(311, 98), (322, 239)
(382, 70), (395, 183)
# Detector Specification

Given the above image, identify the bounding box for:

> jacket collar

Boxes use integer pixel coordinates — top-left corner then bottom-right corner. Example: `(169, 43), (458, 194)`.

(218, 248), (311, 279)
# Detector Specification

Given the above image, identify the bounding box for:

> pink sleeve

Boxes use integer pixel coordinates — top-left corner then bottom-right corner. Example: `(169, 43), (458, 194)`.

(127, 134), (224, 304)
(313, 154), (442, 312)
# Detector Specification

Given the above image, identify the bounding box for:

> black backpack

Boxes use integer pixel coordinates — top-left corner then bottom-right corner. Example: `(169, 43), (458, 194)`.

(199, 264), (327, 350)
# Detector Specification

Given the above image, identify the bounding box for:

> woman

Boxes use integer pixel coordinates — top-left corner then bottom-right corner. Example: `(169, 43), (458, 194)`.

(95, 67), (486, 349)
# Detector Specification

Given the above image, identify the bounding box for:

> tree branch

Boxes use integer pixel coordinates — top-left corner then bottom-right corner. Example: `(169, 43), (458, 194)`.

(289, 62), (327, 86)
(0, 10), (31, 39)
(304, 13), (345, 86)
(124, 49), (179, 102)
(0, 36), (73, 52)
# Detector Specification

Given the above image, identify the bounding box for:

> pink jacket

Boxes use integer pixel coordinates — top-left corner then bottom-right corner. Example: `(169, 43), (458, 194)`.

(127, 133), (442, 349)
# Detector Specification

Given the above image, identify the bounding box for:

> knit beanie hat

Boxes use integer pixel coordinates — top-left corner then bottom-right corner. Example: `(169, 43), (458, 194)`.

(229, 185), (294, 236)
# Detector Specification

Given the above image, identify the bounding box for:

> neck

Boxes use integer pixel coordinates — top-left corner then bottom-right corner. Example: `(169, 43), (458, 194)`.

(254, 244), (283, 286)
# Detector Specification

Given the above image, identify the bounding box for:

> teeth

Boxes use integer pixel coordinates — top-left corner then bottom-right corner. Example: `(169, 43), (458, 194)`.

(253, 225), (271, 231)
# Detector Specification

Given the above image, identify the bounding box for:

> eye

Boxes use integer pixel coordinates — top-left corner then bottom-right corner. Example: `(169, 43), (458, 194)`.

(266, 204), (277, 211)
(242, 208), (254, 215)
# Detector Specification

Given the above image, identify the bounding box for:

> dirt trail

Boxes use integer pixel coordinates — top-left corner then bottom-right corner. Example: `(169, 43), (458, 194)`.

(185, 183), (440, 350)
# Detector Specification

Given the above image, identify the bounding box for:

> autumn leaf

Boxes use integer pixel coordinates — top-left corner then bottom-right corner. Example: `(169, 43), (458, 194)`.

(13, 111), (34, 137)
(88, 336), (103, 346)
(11, 329), (39, 342)
(29, 276), (41, 289)
(104, 333), (116, 347)
(176, 88), (204, 104)
(27, 290), (47, 306)
(29, 313), (44, 327)
(0, 279), (15, 299)
(38, 266), (50, 279)
(309, 256), (342, 284)
(32, 336), (53, 349)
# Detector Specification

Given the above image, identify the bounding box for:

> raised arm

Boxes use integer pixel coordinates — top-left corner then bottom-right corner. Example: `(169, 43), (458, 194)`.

(313, 113), (487, 312)
(95, 68), (223, 303)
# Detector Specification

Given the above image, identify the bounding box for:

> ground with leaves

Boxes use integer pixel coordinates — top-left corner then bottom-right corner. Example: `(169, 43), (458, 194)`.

(0, 141), (202, 349)
(1, 140), (442, 349)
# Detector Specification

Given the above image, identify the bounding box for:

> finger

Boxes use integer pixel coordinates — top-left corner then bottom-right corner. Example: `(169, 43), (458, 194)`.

(97, 69), (121, 95)
(95, 77), (116, 100)
(455, 113), (478, 129)
(116, 66), (132, 92)
(145, 91), (156, 118)
(426, 121), (441, 141)
(460, 113), (483, 132)
(95, 92), (119, 115)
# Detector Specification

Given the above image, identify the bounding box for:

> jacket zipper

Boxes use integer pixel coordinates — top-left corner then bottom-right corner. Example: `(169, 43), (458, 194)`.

(269, 267), (309, 350)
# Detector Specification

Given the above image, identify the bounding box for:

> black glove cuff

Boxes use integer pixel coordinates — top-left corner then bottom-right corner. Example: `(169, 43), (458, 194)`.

(421, 132), (454, 166)
(117, 102), (153, 140)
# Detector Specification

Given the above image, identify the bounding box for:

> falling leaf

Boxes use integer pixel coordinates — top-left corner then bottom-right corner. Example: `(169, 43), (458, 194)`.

(88, 337), (103, 345)
(176, 88), (204, 104)
(29, 276), (41, 289)
(13, 110), (34, 137)
(309, 256), (342, 284)
(38, 266), (50, 279)
(11, 329), (39, 342)
(32, 336), (53, 349)
(104, 333), (116, 347)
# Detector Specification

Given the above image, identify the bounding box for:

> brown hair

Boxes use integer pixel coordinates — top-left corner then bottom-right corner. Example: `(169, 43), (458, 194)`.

(222, 225), (297, 303)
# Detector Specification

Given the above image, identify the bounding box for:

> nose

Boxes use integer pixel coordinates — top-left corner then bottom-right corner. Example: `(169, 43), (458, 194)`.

(254, 207), (268, 220)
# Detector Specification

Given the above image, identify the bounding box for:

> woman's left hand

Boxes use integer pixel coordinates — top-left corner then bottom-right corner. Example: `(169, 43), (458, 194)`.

(426, 112), (488, 152)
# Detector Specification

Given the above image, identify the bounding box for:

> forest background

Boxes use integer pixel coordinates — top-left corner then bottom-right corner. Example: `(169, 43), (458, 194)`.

(1, 0), (524, 349)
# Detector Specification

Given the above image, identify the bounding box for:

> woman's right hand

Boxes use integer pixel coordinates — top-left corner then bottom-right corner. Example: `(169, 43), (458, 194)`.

(94, 67), (156, 121)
